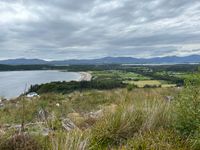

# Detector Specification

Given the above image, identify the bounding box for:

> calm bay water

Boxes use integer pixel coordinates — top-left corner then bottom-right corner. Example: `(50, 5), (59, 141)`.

(0, 70), (81, 99)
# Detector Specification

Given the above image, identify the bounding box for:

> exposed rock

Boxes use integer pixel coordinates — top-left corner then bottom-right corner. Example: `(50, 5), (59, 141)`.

(87, 104), (118, 119)
(0, 128), (5, 136)
(56, 103), (60, 107)
(165, 96), (174, 102)
(62, 118), (77, 131)
(8, 124), (22, 130)
(88, 110), (103, 119)
(41, 128), (51, 136)
(38, 109), (48, 121)
(15, 124), (22, 128)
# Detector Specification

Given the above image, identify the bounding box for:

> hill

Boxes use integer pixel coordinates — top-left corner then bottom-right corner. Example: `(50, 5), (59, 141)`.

(0, 58), (47, 65)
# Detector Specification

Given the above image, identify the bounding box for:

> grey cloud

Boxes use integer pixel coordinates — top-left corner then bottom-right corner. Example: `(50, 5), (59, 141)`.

(110, 33), (200, 47)
(0, 0), (200, 60)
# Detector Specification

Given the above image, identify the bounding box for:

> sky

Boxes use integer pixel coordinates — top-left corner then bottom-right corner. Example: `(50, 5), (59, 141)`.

(0, 0), (200, 60)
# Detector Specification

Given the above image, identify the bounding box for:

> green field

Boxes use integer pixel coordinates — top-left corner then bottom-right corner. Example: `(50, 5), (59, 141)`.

(124, 80), (177, 88)
(124, 80), (161, 87)
(92, 70), (150, 81)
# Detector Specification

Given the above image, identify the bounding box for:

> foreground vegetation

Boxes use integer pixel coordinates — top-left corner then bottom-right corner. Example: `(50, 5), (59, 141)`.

(0, 73), (200, 149)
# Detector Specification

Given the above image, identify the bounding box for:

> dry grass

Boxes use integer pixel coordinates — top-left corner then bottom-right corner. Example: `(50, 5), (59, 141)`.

(49, 130), (88, 150)
(1, 87), (194, 149)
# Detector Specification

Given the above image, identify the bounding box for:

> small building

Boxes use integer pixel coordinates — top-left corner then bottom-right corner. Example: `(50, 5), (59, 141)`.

(26, 92), (39, 98)
(0, 97), (6, 108)
(0, 103), (4, 108)
(0, 99), (4, 108)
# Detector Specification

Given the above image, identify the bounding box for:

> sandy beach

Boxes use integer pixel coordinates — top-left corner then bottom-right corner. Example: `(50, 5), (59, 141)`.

(79, 72), (92, 81)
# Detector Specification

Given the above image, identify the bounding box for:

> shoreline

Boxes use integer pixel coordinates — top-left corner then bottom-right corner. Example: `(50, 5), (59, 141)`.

(0, 71), (92, 100)
(78, 72), (92, 81)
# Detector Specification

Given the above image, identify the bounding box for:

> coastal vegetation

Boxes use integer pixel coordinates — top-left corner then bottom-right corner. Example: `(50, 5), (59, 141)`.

(0, 64), (200, 149)
(0, 83), (199, 149)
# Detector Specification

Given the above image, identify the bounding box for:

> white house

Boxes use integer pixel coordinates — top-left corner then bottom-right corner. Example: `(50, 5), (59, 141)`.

(0, 103), (4, 108)
(26, 92), (39, 98)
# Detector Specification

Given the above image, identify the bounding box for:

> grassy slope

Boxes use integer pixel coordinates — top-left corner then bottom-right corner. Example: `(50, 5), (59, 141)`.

(1, 87), (193, 150)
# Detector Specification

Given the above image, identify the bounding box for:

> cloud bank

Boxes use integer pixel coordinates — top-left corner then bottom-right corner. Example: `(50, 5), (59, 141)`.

(0, 0), (200, 60)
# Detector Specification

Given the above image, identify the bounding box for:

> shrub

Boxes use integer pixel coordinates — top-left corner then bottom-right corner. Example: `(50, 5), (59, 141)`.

(173, 74), (200, 136)
(173, 74), (200, 149)
(127, 84), (138, 91)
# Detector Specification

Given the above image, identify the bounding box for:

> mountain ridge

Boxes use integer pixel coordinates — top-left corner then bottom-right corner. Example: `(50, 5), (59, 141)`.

(0, 55), (200, 65)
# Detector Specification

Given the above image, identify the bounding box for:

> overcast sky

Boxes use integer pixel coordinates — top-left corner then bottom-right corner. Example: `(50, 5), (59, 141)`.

(0, 0), (200, 60)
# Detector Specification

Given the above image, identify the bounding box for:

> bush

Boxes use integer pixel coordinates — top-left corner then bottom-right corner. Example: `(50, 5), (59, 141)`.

(127, 84), (138, 91)
(173, 74), (200, 149)
(174, 74), (200, 136)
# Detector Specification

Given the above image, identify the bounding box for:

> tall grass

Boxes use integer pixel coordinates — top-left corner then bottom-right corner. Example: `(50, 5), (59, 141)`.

(89, 105), (144, 149)
(89, 97), (172, 149)
(49, 130), (88, 150)
(1, 86), (199, 149)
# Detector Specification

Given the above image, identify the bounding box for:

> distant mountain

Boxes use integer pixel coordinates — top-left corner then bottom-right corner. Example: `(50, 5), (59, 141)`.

(0, 58), (48, 65)
(0, 55), (200, 65)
